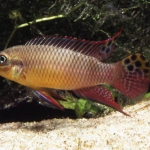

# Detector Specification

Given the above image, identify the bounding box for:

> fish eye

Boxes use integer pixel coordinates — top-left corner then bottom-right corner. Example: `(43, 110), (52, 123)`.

(0, 55), (7, 64)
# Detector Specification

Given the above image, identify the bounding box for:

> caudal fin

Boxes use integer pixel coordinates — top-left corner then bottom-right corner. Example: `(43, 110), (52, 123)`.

(112, 53), (150, 101)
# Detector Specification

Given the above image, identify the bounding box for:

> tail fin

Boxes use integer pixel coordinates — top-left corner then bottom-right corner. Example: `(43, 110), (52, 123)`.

(112, 53), (150, 101)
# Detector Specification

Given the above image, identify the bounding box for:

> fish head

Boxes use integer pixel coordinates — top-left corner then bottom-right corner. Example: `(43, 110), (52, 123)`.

(0, 47), (24, 81)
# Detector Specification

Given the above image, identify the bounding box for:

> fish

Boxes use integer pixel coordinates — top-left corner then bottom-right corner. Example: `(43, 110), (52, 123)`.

(0, 28), (149, 116)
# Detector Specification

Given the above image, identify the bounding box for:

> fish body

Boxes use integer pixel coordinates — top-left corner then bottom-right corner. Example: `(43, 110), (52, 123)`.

(1, 45), (114, 90)
(0, 29), (150, 115)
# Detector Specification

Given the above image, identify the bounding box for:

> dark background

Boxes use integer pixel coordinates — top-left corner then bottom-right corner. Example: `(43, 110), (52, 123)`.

(0, 0), (150, 122)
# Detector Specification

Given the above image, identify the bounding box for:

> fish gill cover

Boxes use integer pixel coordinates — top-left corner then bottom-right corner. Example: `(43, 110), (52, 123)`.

(0, 0), (150, 118)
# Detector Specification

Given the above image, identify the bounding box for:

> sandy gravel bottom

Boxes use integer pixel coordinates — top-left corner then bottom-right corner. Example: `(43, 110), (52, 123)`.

(0, 100), (149, 150)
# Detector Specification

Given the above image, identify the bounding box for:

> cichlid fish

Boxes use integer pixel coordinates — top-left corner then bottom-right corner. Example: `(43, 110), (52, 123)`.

(0, 28), (150, 116)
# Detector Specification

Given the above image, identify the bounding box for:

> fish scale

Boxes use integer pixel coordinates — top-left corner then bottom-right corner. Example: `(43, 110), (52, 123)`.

(14, 45), (108, 89)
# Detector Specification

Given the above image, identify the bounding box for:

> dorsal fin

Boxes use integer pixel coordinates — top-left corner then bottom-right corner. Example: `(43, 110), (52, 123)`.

(25, 27), (123, 61)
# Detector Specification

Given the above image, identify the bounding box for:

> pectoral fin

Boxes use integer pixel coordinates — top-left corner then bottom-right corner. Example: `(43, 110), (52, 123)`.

(11, 59), (24, 79)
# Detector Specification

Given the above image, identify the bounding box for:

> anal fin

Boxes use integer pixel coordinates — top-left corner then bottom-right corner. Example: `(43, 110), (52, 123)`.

(74, 86), (129, 116)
